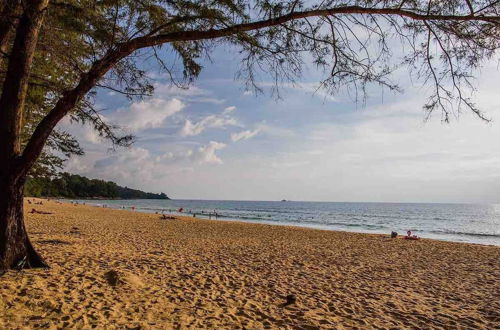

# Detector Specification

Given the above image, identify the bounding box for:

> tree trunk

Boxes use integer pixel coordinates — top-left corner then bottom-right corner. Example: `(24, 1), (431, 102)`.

(0, 0), (49, 271)
(0, 167), (46, 270)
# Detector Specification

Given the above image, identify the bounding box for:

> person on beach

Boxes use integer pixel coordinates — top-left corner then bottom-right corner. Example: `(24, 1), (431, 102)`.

(404, 230), (419, 240)
(178, 207), (183, 213)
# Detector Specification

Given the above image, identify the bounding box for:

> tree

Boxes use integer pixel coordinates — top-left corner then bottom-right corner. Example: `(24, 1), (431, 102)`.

(0, 0), (498, 270)
(24, 172), (168, 199)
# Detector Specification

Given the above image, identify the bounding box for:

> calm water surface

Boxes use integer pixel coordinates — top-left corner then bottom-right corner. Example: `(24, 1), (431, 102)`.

(69, 199), (500, 246)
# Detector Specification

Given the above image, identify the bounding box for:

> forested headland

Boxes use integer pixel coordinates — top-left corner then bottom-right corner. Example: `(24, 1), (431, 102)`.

(25, 173), (169, 200)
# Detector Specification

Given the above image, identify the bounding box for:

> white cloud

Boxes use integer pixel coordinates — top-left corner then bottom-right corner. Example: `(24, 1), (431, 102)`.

(64, 140), (227, 195)
(113, 98), (184, 132)
(56, 117), (105, 146)
(256, 122), (295, 138)
(85, 147), (161, 183)
(154, 84), (225, 104)
(223, 106), (237, 114)
(231, 128), (261, 142)
(180, 115), (239, 136)
(155, 141), (227, 164)
(190, 141), (226, 164)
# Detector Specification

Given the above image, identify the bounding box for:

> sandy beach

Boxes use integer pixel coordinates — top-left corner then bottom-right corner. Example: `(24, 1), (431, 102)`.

(0, 199), (499, 329)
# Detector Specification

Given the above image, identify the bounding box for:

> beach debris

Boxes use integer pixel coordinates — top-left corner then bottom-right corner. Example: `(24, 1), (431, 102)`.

(280, 294), (296, 307)
(29, 208), (53, 215)
(104, 270), (121, 287)
(391, 231), (398, 238)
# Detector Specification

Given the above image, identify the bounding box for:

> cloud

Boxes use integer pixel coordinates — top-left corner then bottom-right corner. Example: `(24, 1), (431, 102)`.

(256, 122), (295, 138)
(223, 106), (237, 114)
(56, 117), (106, 146)
(64, 140), (227, 194)
(180, 115), (239, 136)
(112, 98), (184, 132)
(154, 84), (225, 104)
(88, 147), (162, 183)
(231, 128), (261, 142)
(190, 141), (226, 164)
(153, 141), (227, 165)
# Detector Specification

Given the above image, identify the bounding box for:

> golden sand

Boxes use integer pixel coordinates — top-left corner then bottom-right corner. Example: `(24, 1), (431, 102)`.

(0, 199), (499, 329)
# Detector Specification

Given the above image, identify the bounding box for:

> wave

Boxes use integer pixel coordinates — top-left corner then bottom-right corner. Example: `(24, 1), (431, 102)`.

(431, 217), (448, 221)
(428, 229), (500, 238)
(214, 215), (387, 230)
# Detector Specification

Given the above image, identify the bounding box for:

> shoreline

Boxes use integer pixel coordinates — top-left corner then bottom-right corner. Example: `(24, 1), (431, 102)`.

(65, 198), (500, 247)
(1, 198), (498, 328)
(44, 196), (170, 201)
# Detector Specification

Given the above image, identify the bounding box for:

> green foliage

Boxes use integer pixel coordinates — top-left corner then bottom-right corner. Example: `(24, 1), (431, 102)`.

(24, 172), (169, 200)
(2, 0), (499, 182)
(31, 0), (497, 124)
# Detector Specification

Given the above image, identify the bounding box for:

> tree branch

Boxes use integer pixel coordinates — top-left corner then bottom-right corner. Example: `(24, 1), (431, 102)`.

(18, 3), (500, 176)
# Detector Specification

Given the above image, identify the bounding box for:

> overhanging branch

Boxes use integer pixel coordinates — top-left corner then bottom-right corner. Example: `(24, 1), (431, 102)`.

(18, 4), (500, 176)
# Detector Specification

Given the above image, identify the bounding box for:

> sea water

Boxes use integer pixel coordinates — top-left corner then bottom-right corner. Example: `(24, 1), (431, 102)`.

(70, 199), (500, 246)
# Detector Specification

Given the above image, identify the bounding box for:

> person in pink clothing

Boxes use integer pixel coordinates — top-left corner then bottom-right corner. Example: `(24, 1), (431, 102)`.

(404, 230), (419, 240)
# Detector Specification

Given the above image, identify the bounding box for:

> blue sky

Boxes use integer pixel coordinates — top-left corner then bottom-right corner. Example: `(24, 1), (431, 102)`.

(59, 45), (500, 203)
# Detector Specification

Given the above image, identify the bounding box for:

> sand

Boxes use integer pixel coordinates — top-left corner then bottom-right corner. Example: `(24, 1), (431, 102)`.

(0, 199), (499, 329)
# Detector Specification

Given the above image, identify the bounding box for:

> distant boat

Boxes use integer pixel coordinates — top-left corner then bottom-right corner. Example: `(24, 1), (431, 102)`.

(281, 199), (287, 202)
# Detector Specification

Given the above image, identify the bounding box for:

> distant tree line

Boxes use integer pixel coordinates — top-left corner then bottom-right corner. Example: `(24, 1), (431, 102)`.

(25, 173), (169, 200)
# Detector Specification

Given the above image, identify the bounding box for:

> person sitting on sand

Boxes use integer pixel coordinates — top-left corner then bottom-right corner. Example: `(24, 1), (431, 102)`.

(404, 230), (420, 240)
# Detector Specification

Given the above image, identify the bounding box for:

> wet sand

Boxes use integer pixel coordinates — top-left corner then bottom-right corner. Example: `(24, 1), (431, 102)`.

(0, 199), (499, 329)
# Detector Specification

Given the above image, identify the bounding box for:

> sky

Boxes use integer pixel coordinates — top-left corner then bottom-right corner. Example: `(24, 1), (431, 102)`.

(59, 44), (500, 204)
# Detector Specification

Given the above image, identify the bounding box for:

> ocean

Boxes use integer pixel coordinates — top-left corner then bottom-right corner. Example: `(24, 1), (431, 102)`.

(69, 199), (500, 246)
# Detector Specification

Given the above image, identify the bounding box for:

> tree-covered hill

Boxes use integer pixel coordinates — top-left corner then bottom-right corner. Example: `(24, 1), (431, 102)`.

(25, 173), (169, 200)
